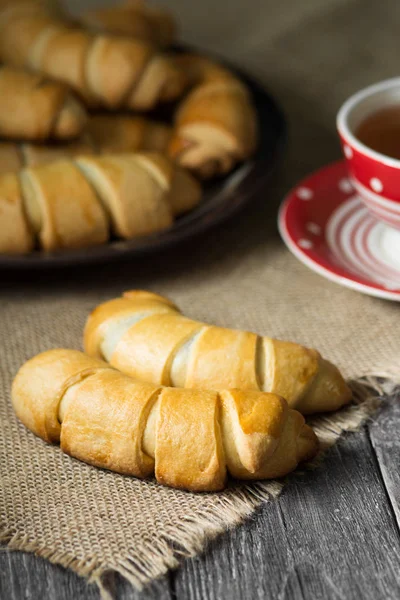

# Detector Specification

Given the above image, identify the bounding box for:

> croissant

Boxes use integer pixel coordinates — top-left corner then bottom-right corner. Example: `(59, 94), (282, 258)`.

(0, 0), (185, 110)
(0, 115), (172, 175)
(0, 154), (201, 254)
(84, 291), (352, 415)
(12, 349), (319, 492)
(168, 54), (258, 178)
(0, 66), (87, 141)
(76, 0), (176, 48)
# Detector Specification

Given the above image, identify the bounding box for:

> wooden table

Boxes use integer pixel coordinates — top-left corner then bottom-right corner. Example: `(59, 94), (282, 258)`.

(2, 0), (400, 597)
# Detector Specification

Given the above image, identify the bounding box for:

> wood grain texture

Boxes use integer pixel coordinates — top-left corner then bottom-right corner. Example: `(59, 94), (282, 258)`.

(174, 398), (400, 600)
(0, 551), (172, 600)
(369, 395), (400, 533)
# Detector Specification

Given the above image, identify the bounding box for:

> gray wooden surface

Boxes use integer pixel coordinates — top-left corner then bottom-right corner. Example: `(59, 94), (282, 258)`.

(1, 396), (400, 600)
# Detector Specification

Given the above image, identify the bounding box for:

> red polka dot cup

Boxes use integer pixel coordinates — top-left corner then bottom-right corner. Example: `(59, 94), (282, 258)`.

(337, 78), (400, 230)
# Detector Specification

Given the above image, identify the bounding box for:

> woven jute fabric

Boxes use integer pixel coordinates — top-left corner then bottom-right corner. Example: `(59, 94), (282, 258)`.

(1, 0), (400, 595)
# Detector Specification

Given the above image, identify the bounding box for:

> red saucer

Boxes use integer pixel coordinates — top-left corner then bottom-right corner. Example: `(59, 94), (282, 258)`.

(278, 160), (400, 301)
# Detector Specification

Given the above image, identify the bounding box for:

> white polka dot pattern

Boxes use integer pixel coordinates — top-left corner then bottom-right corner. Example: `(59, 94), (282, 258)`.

(296, 187), (313, 200)
(298, 238), (313, 249)
(344, 145), (353, 159)
(370, 178), (383, 193)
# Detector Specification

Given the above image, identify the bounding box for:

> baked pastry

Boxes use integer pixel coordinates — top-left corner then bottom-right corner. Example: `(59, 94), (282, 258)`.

(0, 172), (35, 254)
(0, 142), (24, 173)
(12, 348), (319, 492)
(0, 115), (172, 174)
(0, 66), (87, 140)
(19, 137), (96, 170)
(84, 290), (352, 415)
(76, 0), (176, 48)
(0, 0), (185, 110)
(87, 114), (172, 154)
(0, 154), (201, 254)
(168, 54), (258, 178)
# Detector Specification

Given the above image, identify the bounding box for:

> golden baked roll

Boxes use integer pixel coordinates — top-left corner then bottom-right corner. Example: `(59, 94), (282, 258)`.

(0, 142), (23, 173)
(0, 66), (87, 141)
(84, 290), (352, 415)
(0, 172), (34, 254)
(0, 154), (201, 254)
(0, 0), (185, 110)
(86, 114), (172, 154)
(0, 115), (172, 174)
(12, 349), (319, 492)
(168, 54), (258, 178)
(20, 136), (96, 169)
(76, 0), (176, 48)
(20, 159), (109, 251)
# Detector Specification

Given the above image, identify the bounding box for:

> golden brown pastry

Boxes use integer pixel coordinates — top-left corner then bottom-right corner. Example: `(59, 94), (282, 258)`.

(168, 54), (258, 178)
(75, 0), (176, 48)
(0, 0), (185, 110)
(0, 66), (87, 141)
(84, 290), (352, 415)
(20, 136), (96, 169)
(0, 172), (34, 254)
(0, 142), (23, 173)
(20, 159), (109, 251)
(12, 349), (319, 492)
(0, 154), (201, 254)
(0, 1), (64, 67)
(87, 114), (172, 154)
(0, 115), (172, 174)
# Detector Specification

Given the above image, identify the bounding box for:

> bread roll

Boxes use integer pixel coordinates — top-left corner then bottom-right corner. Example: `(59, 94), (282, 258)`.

(84, 290), (352, 415)
(0, 0), (185, 110)
(12, 349), (319, 491)
(169, 54), (258, 178)
(0, 154), (201, 253)
(0, 116), (172, 174)
(76, 0), (176, 48)
(0, 66), (87, 140)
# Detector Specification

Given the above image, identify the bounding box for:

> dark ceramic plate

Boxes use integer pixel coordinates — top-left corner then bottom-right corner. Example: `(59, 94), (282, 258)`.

(0, 59), (286, 269)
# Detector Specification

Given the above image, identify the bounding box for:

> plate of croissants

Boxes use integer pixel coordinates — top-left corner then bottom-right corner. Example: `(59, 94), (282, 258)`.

(0, 0), (286, 267)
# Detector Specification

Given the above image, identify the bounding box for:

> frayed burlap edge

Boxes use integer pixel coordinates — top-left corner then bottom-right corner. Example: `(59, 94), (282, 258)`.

(1, 374), (397, 600)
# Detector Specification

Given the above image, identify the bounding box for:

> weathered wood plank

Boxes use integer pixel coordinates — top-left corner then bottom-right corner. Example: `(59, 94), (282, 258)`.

(174, 405), (400, 600)
(0, 550), (172, 600)
(0, 551), (98, 600)
(172, 502), (300, 600)
(368, 394), (400, 532)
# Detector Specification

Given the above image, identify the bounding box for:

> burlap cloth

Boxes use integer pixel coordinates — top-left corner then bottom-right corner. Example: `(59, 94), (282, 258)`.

(1, 0), (400, 596)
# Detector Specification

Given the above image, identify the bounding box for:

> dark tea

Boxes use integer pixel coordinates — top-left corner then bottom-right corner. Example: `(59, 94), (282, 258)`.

(355, 105), (400, 159)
